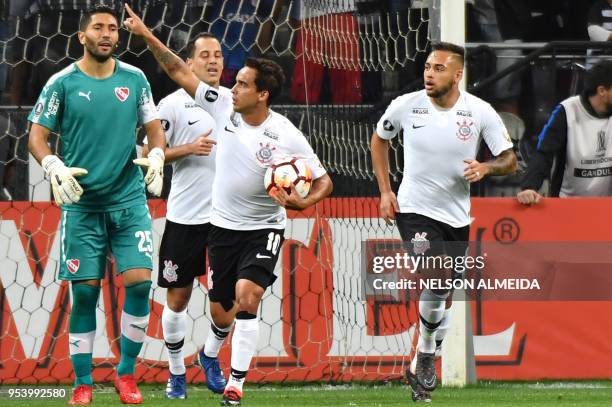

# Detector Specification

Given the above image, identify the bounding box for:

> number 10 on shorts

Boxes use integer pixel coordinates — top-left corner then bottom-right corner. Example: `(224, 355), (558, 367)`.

(135, 230), (153, 259)
(266, 232), (281, 255)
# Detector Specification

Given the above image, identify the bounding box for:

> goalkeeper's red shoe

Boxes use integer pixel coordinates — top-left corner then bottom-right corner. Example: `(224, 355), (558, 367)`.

(68, 384), (92, 405)
(114, 374), (143, 404)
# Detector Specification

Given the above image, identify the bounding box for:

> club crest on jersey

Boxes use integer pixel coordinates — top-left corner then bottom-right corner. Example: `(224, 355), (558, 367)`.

(114, 87), (130, 102)
(256, 142), (276, 164)
(163, 260), (179, 283)
(410, 232), (430, 255)
(456, 119), (474, 141)
(66, 259), (80, 274)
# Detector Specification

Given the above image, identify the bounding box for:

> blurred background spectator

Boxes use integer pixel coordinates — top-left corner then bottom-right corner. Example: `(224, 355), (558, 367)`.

(586, 0), (612, 68)
(290, 0), (362, 104)
(588, 0), (612, 43)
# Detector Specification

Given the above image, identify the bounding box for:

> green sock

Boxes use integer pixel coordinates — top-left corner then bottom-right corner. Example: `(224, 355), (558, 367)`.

(69, 283), (100, 386)
(117, 280), (151, 376)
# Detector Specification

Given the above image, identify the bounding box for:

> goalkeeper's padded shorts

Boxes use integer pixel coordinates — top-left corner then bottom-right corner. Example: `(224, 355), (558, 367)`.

(58, 203), (153, 281)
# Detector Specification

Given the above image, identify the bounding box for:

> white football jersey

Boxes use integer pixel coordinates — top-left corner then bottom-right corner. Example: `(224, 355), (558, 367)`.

(145, 88), (217, 224)
(376, 90), (513, 228)
(194, 82), (327, 230)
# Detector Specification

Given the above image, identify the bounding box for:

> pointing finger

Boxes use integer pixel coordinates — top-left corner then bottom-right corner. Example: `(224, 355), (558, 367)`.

(124, 3), (136, 18)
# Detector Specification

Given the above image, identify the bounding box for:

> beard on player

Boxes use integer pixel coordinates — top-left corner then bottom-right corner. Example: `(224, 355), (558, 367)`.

(84, 38), (116, 63)
(425, 79), (453, 99)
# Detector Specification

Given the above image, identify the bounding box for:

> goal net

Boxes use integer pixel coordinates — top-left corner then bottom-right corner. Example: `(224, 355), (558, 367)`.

(0, 0), (438, 384)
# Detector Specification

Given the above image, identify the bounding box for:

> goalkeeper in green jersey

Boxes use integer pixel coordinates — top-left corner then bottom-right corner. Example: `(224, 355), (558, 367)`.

(27, 5), (166, 406)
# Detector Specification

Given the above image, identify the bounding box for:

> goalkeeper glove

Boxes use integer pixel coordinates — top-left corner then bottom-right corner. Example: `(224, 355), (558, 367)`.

(133, 147), (165, 196)
(41, 155), (88, 205)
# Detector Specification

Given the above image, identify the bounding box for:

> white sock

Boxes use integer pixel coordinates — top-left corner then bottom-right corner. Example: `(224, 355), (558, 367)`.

(227, 316), (259, 393)
(417, 289), (447, 353)
(162, 303), (187, 375)
(435, 306), (452, 349)
(204, 322), (232, 358)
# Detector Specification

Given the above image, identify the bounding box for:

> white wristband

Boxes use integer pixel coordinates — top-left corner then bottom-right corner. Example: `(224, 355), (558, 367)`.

(148, 147), (165, 162)
(41, 155), (64, 176)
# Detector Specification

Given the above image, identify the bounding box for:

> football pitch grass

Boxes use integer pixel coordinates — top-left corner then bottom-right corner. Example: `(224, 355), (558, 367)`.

(7, 381), (612, 406)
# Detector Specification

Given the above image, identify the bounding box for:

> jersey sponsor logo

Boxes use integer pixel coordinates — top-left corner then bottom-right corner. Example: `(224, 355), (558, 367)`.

(574, 166), (612, 178)
(263, 129), (279, 140)
(456, 119), (475, 141)
(44, 91), (60, 119)
(184, 102), (198, 108)
(412, 108), (428, 114)
(161, 119), (170, 131)
(78, 91), (91, 101)
(162, 260), (179, 283)
(188, 120), (200, 126)
(34, 101), (45, 117)
(114, 87), (130, 102)
(410, 232), (430, 255)
(204, 89), (218, 102)
(256, 253), (272, 259)
(412, 124), (425, 129)
(224, 125), (235, 133)
(256, 142), (277, 164)
(383, 120), (395, 131)
(66, 258), (80, 274)
(456, 110), (472, 117)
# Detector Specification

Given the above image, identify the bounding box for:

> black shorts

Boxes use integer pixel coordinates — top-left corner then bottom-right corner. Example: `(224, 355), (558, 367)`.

(157, 220), (211, 288)
(395, 212), (469, 261)
(208, 225), (284, 311)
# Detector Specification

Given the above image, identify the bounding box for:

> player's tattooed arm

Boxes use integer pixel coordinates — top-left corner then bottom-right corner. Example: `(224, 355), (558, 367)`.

(464, 149), (517, 183)
(484, 149), (518, 176)
(123, 3), (200, 98)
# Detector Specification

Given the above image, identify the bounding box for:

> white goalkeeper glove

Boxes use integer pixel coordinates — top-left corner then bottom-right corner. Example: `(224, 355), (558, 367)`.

(133, 147), (165, 197)
(41, 155), (88, 205)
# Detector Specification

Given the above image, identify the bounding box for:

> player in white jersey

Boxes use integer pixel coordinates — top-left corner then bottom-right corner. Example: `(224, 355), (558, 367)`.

(517, 60), (612, 205)
(371, 42), (517, 402)
(140, 33), (229, 399)
(124, 5), (333, 406)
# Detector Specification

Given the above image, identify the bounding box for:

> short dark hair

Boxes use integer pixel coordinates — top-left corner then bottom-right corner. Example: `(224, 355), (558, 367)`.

(185, 33), (221, 59)
(245, 57), (286, 105)
(584, 60), (612, 96)
(430, 41), (465, 65)
(79, 5), (119, 31)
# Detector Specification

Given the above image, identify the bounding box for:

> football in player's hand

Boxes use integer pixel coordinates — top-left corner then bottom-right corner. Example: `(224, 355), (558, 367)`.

(264, 158), (313, 198)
